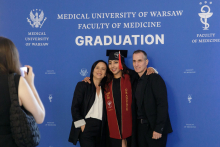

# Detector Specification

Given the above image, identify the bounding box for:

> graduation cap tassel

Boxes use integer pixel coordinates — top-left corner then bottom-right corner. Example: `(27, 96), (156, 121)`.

(119, 50), (123, 70)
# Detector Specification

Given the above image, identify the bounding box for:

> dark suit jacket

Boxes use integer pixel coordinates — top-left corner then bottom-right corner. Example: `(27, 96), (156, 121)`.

(68, 81), (107, 145)
(139, 73), (173, 135)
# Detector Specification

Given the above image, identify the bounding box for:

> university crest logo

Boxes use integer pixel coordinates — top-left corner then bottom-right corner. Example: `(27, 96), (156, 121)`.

(80, 68), (88, 76)
(198, 1), (213, 30)
(27, 9), (47, 28)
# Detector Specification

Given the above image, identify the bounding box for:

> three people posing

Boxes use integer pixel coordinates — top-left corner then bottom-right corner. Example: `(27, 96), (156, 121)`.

(69, 49), (172, 147)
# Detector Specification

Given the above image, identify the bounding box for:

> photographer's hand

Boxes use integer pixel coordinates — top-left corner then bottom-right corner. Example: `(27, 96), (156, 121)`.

(24, 65), (34, 86)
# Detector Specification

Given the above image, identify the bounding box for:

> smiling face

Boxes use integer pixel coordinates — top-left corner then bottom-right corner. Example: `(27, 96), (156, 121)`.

(133, 52), (148, 77)
(92, 62), (107, 80)
(108, 60), (122, 78)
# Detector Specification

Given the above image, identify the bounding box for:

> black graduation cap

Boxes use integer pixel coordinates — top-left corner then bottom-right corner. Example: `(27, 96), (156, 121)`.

(106, 50), (128, 62)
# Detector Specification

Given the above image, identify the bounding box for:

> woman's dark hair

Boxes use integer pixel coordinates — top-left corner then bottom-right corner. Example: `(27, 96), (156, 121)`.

(106, 61), (128, 90)
(89, 60), (109, 88)
(0, 37), (21, 74)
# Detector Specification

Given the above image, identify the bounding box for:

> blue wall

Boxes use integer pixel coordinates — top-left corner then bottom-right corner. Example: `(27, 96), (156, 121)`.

(1, 0), (220, 146)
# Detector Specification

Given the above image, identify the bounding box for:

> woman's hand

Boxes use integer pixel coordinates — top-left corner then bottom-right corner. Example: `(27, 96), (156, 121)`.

(24, 65), (35, 86)
(82, 77), (91, 84)
(81, 125), (85, 132)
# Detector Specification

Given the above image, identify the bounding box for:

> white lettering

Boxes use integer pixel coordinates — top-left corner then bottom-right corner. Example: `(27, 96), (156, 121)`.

(145, 35), (154, 45)
(85, 36), (93, 46)
(57, 14), (63, 19)
(75, 36), (84, 46)
(94, 36), (103, 46)
(57, 14), (89, 19)
(155, 34), (164, 44)
(113, 35), (122, 45)
(28, 32), (46, 35)
(123, 35), (132, 45)
(150, 10), (183, 17)
(75, 34), (165, 46)
(104, 36), (112, 45)
(132, 35), (140, 45)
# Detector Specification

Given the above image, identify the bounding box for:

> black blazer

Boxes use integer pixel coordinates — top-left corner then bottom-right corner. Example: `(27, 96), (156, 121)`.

(139, 73), (173, 135)
(68, 81), (107, 145)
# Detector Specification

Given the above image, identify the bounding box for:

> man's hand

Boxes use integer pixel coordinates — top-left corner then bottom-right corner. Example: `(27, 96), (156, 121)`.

(82, 77), (91, 84)
(152, 131), (162, 139)
(146, 67), (155, 75)
(81, 125), (85, 132)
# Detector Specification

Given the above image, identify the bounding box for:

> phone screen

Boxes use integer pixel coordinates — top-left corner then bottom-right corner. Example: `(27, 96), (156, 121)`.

(20, 67), (28, 77)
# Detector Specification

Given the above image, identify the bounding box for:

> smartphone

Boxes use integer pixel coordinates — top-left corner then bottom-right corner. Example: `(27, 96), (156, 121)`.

(20, 67), (29, 77)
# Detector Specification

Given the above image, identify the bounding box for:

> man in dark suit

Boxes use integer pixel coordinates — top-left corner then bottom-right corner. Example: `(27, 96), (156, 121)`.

(132, 50), (172, 147)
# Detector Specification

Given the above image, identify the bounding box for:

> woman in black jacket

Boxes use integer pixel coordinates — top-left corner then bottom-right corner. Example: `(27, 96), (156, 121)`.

(68, 60), (109, 147)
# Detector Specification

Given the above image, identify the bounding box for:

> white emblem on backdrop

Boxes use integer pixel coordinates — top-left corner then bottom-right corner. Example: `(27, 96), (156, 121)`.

(188, 94), (192, 103)
(45, 122), (56, 126)
(198, 1), (213, 30)
(80, 68), (88, 76)
(27, 9), (47, 28)
(45, 70), (56, 74)
(184, 124), (196, 129)
(49, 94), (53, 102)
(184, 69), (196, 74)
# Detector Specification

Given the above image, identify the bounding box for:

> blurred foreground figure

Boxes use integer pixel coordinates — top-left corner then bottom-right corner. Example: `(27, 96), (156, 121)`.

(0, 37), (45, 147)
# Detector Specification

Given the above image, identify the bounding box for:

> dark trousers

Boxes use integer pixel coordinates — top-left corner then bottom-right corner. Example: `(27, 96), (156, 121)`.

(109, 136), (131, 147)
(137, 120), (167, 147)
(79, 118), (102, 147)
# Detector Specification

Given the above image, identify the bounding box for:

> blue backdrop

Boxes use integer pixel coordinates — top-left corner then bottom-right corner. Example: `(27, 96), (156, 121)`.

(1, 0), (220, 146)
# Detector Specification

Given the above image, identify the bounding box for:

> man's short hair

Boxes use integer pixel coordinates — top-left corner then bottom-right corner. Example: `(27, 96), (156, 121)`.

(133, 50), (147, 60)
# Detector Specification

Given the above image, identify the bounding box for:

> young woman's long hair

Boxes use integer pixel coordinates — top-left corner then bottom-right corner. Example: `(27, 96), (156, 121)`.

(0, 37), (21, 74)
(105, 61), (128, 90)
(89, 60), (109, 89)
